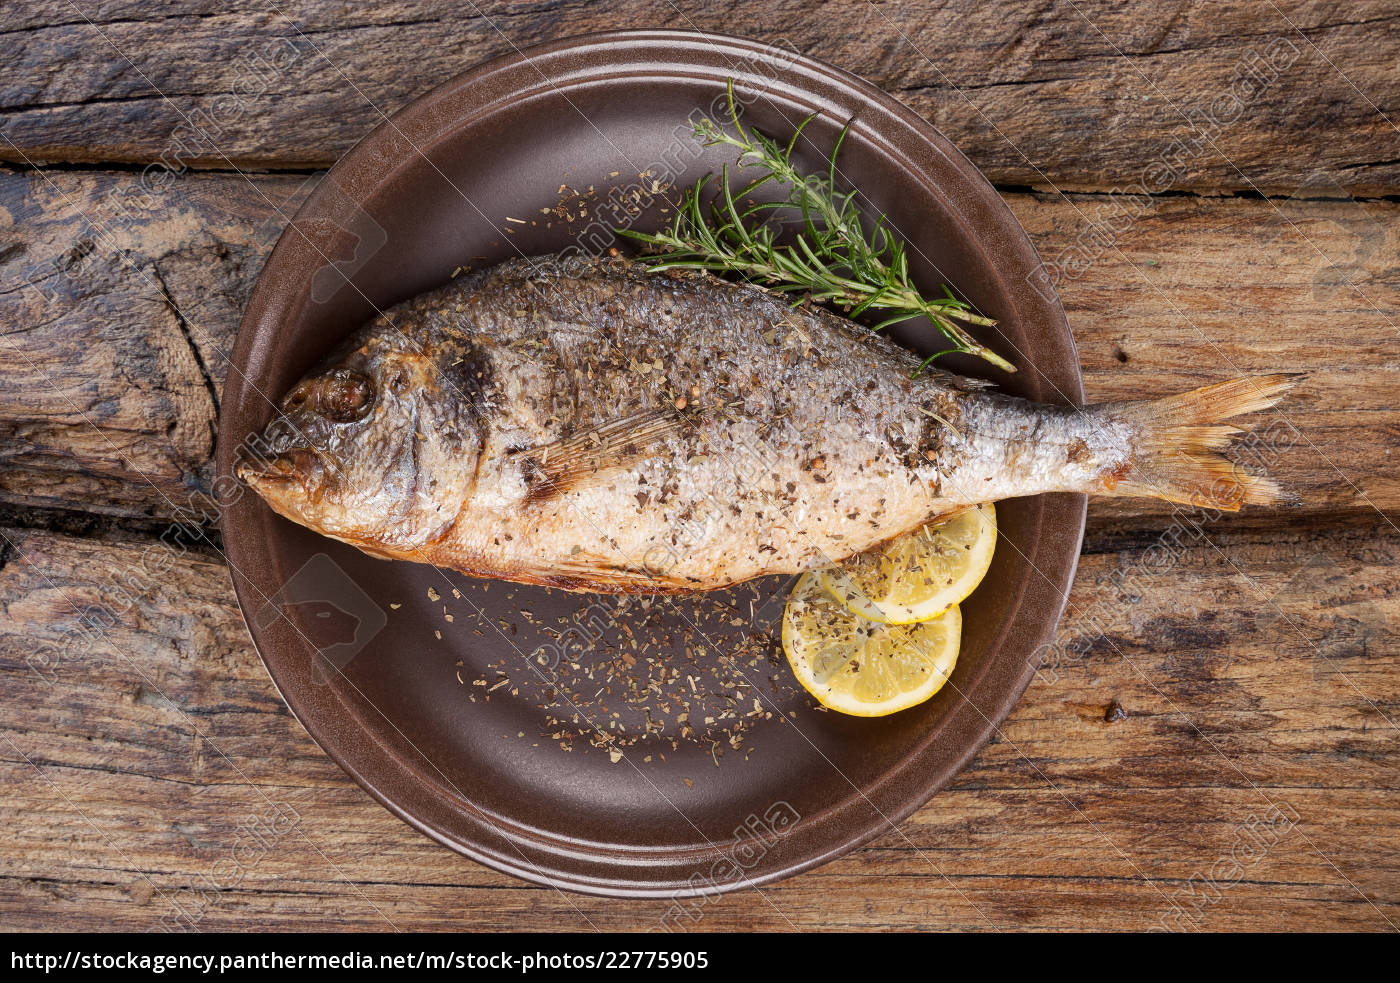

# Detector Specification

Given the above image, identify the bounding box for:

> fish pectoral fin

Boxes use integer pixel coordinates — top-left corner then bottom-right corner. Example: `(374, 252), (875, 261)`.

(510, 407), (686, 502)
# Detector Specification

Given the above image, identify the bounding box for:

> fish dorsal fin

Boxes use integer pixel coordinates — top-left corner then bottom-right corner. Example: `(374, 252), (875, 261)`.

(510, 408), (687, 502)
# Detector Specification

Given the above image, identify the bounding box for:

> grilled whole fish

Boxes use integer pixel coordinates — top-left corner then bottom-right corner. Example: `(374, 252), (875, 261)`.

(238, 254), (1294, 593)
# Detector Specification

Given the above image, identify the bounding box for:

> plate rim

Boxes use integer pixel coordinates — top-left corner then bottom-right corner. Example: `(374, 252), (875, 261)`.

(217, 28), (1087, 898)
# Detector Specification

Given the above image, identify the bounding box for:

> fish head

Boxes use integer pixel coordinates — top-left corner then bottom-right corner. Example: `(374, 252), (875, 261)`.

(236, 325), (487, 555)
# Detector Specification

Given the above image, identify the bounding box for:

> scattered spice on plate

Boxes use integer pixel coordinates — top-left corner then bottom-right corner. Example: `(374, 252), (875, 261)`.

(440, 575), (809, 767)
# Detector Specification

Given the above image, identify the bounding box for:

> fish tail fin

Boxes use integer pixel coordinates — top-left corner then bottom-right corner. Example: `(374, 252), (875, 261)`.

(1108, 374), (1302, 510)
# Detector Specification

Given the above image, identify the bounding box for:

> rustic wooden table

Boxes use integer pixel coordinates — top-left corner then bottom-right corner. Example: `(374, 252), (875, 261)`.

(2, 1), (1397, 932)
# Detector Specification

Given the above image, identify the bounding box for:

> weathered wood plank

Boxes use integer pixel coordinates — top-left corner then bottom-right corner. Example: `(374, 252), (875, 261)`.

(1008, 188), (1400, 529)
(1, 167), (1395, 529)
(0, 167), (310, 518)
(0, 523), (1396, 930)
(0, 1), (1397, 194)
(3, 0), (1395, 939)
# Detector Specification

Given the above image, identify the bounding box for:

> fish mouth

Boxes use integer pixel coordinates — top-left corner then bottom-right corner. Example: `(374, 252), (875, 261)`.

(235, 444), (324, 489)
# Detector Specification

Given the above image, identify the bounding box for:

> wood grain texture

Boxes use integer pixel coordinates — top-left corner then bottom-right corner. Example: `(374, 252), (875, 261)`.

(2, 0), (1398, 934)
(0, 1), (1397, 194)
(0, 168), (310, 519)
(0, 523), (1395, 931)
(1, 168), (1395, 531)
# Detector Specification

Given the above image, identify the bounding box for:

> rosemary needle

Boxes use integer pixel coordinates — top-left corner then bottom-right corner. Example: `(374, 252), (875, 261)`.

(619, 82), (1015, 376)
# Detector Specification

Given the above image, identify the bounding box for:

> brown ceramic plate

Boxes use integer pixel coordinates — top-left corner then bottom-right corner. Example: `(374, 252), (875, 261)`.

(218, 30), (1085, 898)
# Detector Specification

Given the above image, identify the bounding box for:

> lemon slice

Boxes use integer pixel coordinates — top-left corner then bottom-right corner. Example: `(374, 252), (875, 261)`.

(782, 572), (961, 717)
(819, 503), (996, 625)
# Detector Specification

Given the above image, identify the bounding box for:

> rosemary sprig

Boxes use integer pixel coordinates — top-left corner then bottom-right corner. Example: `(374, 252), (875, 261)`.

(618, 83), (1014, 375)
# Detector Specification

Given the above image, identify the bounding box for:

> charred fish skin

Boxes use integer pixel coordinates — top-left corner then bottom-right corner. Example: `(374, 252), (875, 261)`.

(238, 254), (1294, 593)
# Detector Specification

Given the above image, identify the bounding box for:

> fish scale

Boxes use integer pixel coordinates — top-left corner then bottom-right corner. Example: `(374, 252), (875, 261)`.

(239, 254), (1296, 593)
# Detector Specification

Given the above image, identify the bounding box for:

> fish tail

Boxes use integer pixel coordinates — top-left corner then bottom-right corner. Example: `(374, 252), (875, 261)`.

(1108, 374), (1302, 510)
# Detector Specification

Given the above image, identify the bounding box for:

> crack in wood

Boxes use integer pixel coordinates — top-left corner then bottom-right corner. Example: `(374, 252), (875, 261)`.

(0, 505), (223, 555)
(149, 261), (220, 424)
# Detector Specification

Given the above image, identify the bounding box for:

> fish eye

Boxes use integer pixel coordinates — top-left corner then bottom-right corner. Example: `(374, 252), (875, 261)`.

(317, 370), (376, 423)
